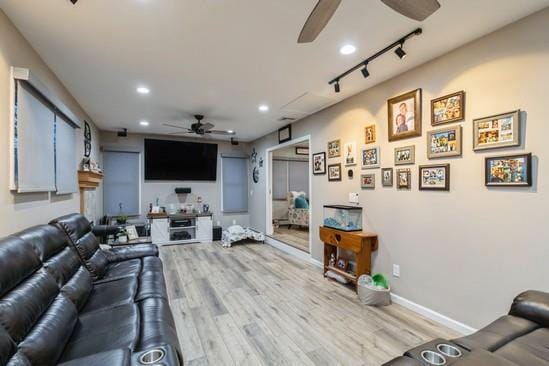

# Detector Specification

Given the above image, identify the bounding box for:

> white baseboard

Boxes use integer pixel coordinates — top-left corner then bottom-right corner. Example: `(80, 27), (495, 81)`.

(391, 293), (477, 335)
(265, 236), (313, 263)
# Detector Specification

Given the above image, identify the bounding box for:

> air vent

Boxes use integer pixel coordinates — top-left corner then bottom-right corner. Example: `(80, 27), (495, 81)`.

(278, 117), (297, 122)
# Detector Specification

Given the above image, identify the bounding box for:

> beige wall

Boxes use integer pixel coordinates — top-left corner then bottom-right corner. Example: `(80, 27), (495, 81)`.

(101, 132), (250, 229)
(0, 10), (101, 235)
(249, 8), (549, 329)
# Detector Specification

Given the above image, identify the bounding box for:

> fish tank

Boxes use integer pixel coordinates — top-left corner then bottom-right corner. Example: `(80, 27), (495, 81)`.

(323, 205), (362, 232)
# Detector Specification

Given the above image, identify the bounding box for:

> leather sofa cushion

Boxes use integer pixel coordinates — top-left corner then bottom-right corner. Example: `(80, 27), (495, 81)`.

(81, 277), (137, 314)
(453, 315), (538, 351)
(135, 298), (178, 352)
(105, 244), (159, 262)
(101, 259), (142, 281)
(509, 290), (549, 328)
(495, 328), (549, 365)
(0, 236), (41, 298)
(142, 256), (163, 273)
(50, 214), (91, 244)
(43, 247), (81, 287)
(17, 296), (77, 366)
(453, 349), (518, 365)
(61, 267), (93, 311)
(17, 225), (67, 262)
(136, 270), (168, 301)
(60, 304), (138, 362)
(0, 326), (16, 366)
(57, 348), (131, 366)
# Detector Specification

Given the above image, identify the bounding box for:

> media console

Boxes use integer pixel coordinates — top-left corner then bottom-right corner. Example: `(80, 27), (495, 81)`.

(148, 212), (213, 245)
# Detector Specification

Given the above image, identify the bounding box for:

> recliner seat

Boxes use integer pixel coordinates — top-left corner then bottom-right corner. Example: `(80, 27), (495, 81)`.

(0, 214), (181, 366)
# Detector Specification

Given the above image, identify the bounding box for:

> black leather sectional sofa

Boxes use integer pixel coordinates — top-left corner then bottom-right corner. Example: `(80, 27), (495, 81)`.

(0, 214), (181, 366)
(383, 290), (549, 365)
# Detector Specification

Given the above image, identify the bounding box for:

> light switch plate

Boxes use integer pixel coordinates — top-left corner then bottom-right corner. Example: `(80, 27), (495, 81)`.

(348, 192), (359, 204)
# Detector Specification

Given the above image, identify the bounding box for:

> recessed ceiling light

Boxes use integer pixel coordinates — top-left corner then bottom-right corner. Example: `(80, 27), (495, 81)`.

(339, 44), (356, 55)
(139, 120), (149, 126)
(136, 86), (150, 94)
(227, 130), (234, 134)
(258, 104), (269, 112)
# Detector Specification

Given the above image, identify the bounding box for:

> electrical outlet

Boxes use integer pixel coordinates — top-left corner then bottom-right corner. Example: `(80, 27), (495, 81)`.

(348, 192), (359, 204)
(232, 220), (236, 225)
(393, 264), (400, 278)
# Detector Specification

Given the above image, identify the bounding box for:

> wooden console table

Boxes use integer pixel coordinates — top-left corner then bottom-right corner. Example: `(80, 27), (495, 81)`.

(319, 226), (378, 286)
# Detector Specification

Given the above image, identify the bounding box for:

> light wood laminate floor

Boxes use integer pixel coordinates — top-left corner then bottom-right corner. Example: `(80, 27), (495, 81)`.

(271, 225), (310, 253)
(160, 242), (459, 366)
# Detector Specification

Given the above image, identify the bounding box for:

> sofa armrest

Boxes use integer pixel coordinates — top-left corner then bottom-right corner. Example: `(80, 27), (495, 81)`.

(57, 349), (130, 366)
(453, 349), (518, 366)
(104, 244), (159, 262)
(382, 356), (422, 366)
(509, 290), (549, 327)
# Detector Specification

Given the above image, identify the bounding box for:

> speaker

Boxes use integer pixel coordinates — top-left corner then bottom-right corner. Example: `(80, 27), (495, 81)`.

(231, 137), (239, 146)
(117, 128), (127, 137)
(175, 187), (191, 194)
(213, 226), (222, 241)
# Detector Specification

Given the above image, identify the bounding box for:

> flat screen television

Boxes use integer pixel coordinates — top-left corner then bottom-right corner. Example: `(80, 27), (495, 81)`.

(144, 139), (218, 181)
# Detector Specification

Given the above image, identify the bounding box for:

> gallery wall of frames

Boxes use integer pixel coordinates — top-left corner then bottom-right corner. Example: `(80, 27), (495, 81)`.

(312, 89), (532, 191)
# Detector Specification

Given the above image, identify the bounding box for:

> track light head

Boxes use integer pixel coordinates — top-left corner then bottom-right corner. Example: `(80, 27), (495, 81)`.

(361, 63), (370, 78)
(395, 44), (407, 59)
(70, 0), (78, 3)
(334, 81), (340, 93)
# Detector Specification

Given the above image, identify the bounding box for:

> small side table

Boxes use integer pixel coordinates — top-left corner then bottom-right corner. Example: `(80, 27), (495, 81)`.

(319, 226), (378, 286)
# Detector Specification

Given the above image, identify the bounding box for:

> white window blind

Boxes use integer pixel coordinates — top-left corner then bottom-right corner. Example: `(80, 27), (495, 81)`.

(55, 115), (77, 194)
(103, 150), (140, 216)
(272, 159), (288, 200)
(16, 82), (55, 192)
(288, 160), (309, 195)
(222, 156), (248, 213)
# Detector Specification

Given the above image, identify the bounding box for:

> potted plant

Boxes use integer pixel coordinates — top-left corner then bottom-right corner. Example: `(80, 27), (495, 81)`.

(116, 215), (127, 225)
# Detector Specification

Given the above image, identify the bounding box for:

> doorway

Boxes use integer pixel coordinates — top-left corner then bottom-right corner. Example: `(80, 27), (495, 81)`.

(266, 136), (311, 254)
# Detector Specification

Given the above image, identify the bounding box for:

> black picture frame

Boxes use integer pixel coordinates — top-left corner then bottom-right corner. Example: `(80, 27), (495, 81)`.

(295, 146), (309, 155)
(312, 152), (326, 175)
(278, 124), (292, 144)
(328, 163), (342, 181)
(485, 153), (532, 187)
(419, 164), (450, 191)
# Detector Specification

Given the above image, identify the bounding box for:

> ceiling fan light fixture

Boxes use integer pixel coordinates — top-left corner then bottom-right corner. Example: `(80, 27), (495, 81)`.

(395, 44), (407, 59)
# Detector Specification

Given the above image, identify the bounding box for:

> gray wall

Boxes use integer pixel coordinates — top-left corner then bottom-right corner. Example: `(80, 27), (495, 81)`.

(249, 8), (549, 329)
(101, 132), (250, 229)
(0, 10), (102, 236)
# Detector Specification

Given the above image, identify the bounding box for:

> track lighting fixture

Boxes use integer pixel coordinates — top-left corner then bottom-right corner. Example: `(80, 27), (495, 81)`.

(361, 63), (370, 78)
(394, 44), (407, 59)
(70, 0), (78, 4)
(329, 28), (422, 93)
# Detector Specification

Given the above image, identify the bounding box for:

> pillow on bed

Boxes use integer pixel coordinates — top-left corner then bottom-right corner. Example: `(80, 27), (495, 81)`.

(227, 225), (245, 235)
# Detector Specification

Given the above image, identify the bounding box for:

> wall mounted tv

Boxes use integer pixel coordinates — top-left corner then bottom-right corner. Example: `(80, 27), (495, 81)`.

(144, 139), (218, 181)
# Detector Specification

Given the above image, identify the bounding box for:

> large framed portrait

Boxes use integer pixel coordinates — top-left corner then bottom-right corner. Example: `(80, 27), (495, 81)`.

(361, 146), (380, 169)
(419, 164), (450, 191)
(328, 163), (342, 181)
(327, 139), (341, 158)
(485, 153), (532, 187)
(278, 124), (292, 144)
(361, 174), (375, 189)
(394, 145), (415, 165)
(312, 152), (326, 175)
(381, 168), (393, 187)
(427, 126), (462, 159)
(396, 168), (411, 189)
(343, 141), (357, 166)
(431, 91), (465, 126)
(365, 125), (376, 144)
(473, 110), (520, 151)
(388, 89), (422, 141)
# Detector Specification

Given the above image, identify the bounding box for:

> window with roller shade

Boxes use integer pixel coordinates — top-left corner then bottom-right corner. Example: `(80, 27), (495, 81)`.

(221, 155), (248, 213)
(272, 158), (309, 199)
(103, 150), (140, 216)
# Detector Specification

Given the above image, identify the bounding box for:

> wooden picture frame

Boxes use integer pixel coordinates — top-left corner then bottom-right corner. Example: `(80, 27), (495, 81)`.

(361, 146), (380, 169)
(427, 126), (462, 159)
(328, 163), (342, 181)
(312, 152), (326, 175)
(295, 146), (309, 155)
(388, 89), (422, 141)
(336, 257), (349, 271)
(485, 153), (532, 187)
(327, 139), (341, 158)
(381, 168), (393, 187)
(473, 110), (520, 151)
(431, 91), (465, 126)
(365, 125), (376, 144)
(361, 174), (375, 189)
(278, 124), (292, 144)
(394, 145), (415, 165)
(419, 164), (450, 191)
(396, 169), (411, 189)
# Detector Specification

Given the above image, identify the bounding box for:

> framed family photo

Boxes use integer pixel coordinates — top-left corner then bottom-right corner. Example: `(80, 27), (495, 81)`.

(388, 89), (422, 141)
(396, 169), (411, 189)
(295, 146), (309, 155)
(485, 153), (532, 187)
(473, 110), (520, 151)
(327, 139), (341, 158)
(427, 126), (462, 159)
(278, 124), (292, 144)
(365, 125), (376, 144)
(361, 174), (375, 189)
(431, 91), (465, 125)
(381, 168), (393, 187)
(394, 145), (415, 165)
(361, 146), (380, 169)
(328, 163), (342, 181)
(419, 164), (450, 191)
(343, 141), (357, 166)
(312, 152), (326, 175)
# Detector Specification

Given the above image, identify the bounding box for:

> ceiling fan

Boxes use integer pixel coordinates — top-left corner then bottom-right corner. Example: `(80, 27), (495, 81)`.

(298, 0), (441, 43)
(163, 114), (235, 137)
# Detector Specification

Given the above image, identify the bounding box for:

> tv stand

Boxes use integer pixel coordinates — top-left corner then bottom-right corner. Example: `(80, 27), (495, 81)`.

(148, 212), (213, 245)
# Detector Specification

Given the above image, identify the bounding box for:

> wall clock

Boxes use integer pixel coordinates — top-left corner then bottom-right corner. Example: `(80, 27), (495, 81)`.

(252, 166), (260, 183)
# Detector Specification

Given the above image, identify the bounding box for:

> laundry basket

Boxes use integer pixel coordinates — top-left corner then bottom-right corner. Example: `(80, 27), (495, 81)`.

(357, 274), (391, 306)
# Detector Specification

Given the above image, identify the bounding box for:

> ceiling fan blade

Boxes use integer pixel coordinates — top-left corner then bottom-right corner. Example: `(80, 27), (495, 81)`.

(163, 123), (191, 130)
(298, 0), (342, 43)
(206, 130), (236, 136)
(200, 122), (214, 131)
(381, 0), (440, 21)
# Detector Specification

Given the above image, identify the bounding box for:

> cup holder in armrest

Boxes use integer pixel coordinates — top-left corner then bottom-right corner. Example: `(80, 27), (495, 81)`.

(437, 343), (462, 358)
(421, 350), (446, 365)
(139, 349), (165, 364)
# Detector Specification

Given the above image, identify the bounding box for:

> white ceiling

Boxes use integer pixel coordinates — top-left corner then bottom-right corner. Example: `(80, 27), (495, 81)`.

(2, 0), (548, 141)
